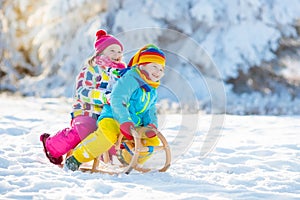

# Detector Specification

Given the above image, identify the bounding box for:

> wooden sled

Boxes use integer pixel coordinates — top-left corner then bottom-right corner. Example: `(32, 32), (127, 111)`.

(79, 127), (171, 175)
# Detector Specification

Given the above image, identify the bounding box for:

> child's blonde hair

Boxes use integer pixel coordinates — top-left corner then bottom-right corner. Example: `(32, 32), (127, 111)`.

(87, 54), (97, 66)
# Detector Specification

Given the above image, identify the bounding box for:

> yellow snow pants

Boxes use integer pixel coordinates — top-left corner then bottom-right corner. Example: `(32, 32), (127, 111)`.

(72, 118), (160, 164)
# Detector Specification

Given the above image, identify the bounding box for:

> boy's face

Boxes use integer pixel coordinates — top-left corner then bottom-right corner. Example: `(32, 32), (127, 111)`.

(140, 63), (165, 82)
(102, 44), (123, 63)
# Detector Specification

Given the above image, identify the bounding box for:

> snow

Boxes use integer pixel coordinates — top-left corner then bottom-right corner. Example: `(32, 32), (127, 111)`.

(1, 0), (300, 115)
(0, 95), (299, 199)
(1, 2), (300, 197)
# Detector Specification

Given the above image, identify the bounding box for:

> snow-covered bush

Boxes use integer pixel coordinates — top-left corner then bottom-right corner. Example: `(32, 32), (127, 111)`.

(1, 0), (300, 114)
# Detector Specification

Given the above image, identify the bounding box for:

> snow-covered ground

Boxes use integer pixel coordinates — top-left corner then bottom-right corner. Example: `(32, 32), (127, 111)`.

(0, 96), (299, 199)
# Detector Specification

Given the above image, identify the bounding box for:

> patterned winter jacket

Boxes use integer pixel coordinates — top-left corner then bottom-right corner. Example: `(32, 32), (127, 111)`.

(71, 56), (126, 120)
(98, 66), (158, 127)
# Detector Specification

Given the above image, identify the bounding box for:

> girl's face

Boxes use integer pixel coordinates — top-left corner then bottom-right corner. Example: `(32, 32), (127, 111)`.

(140, 63), (165, 82)
(101, 44), (123, 63)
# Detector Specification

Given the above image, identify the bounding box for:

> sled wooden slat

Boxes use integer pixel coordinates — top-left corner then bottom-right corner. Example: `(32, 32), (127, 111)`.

(156, 131), (171, 172)
(80, 167), (121, 175)
(137, 145), (166, 152)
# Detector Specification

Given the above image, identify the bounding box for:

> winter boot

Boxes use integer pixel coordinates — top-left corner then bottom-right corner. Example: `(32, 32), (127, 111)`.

(117, 141), (135, 165)
(40, 133), (63, 165)
(65, 156), (81, 171)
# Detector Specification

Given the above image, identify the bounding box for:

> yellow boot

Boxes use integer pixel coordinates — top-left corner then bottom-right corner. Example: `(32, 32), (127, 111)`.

(138, 135), (160, 164)
(119, 136), (160, 165)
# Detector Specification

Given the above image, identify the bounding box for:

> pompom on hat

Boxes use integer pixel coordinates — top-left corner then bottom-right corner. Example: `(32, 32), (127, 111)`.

(128, 44), (166, 67)
(94, 29), (123, 54)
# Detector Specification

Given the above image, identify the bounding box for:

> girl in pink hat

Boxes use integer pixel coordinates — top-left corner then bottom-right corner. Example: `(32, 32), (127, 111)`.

(40, 29), (126, 165)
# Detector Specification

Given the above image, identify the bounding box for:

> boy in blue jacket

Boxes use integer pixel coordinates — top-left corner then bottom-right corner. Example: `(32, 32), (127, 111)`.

(65, 44), (166, 171)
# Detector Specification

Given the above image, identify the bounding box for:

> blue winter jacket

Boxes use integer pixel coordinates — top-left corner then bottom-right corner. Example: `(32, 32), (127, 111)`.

(98, 67), (158, 127)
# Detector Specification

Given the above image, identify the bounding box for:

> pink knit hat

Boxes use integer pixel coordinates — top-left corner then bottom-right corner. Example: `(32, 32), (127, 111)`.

(94, 29), (123, 54)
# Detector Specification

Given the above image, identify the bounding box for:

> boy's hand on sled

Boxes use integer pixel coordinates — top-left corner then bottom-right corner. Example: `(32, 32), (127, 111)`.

(120, 122), (134, 140)
(145, 124), (157, 138)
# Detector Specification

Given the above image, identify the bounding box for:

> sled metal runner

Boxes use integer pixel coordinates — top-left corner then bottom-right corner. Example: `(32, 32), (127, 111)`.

(79, 127), (171, 175)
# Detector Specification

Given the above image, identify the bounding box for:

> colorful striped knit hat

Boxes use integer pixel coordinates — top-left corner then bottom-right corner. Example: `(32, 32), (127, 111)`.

(94, 29), (123, 54)
(128, 44), (165, 67)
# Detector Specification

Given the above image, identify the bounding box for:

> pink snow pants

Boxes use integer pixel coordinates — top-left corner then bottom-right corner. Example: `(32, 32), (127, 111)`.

(45, 115), (97, 158)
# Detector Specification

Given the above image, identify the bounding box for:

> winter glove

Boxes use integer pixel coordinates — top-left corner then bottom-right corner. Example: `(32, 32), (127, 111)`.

(120, 122), (134, 140)
(144, 124), (157, 138)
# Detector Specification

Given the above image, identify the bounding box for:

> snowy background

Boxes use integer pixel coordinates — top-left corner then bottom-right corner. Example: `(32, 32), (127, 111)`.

(1, 0), (300, 114)
(1, 1), (300, 199)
